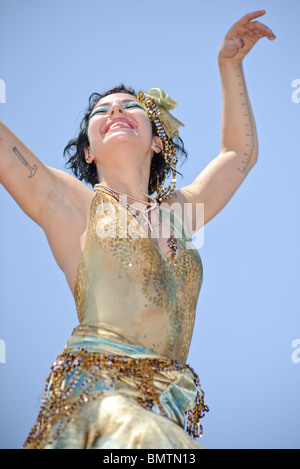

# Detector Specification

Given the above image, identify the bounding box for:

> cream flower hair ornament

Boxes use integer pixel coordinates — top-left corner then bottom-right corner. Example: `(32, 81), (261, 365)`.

(136, 88), (184, 201)
(142, 88), (184, 139)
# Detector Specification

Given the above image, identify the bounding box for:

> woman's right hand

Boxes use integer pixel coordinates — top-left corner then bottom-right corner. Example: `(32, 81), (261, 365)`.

(218, 10), (276, 64)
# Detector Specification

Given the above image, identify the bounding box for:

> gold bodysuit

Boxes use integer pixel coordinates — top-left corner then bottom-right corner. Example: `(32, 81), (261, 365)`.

(75, 186), (203, 364)
(23, 187), (207, 449)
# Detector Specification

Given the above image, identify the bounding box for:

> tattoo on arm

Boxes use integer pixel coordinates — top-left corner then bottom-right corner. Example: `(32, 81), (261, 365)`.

(12, 146), (38, 178)
(234, 63), (257, 174)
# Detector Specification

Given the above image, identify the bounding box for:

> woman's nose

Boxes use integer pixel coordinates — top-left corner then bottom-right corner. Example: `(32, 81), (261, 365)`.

(109, 103), (124, 117)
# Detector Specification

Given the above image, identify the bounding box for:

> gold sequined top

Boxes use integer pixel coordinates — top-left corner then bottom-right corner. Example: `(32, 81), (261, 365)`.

(74, 187), (203, 364)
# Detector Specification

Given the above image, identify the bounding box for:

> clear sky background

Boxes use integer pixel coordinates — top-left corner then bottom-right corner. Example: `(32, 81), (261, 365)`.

(0, 0), (299, 450)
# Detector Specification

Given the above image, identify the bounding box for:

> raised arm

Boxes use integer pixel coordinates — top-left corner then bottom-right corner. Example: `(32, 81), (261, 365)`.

(0, 119), (57, 223)
(167, 10), (275, 233)
(0, 120), (93, 290)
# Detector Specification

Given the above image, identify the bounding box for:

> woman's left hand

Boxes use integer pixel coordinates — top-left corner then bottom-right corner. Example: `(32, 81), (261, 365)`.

(218, 10), (276, 63)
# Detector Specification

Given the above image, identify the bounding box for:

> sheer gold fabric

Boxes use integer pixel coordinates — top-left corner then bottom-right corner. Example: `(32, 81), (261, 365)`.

(23, 188), (207, 449)
(74, 188), (203, 364)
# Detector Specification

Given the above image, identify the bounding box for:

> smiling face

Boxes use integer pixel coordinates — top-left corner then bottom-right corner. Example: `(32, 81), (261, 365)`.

(87, 93), (159, 165)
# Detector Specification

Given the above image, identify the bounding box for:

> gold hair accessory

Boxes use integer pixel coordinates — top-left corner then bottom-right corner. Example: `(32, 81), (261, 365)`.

(143, 88), (184, 139)
(136, 88), (184, 201)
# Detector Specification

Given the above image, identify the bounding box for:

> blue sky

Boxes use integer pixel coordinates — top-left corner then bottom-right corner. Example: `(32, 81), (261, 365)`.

(0, 0), (299, 449)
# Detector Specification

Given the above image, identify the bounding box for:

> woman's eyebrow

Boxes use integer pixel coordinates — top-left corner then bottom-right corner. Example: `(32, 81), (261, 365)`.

(93, 98), (139, 110)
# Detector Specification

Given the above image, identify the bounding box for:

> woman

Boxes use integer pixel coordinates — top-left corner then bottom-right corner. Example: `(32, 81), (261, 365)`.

(0, 11), (275, 449)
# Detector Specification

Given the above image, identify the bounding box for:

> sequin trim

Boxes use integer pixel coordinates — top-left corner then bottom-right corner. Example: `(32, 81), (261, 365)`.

(23, 349), (208, 449)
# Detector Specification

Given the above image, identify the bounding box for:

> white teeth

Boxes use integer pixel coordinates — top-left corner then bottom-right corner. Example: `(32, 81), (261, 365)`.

(109, 121), (132, 130)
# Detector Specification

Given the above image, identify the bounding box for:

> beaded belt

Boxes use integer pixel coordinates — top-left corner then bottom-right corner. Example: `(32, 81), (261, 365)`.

(23, 348), (208, 449)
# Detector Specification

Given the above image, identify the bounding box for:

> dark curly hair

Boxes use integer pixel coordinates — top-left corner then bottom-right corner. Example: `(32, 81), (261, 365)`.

(64, 84), (187, 195)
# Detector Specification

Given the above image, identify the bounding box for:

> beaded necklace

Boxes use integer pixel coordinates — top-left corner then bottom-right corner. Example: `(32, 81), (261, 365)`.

(95, 184), (179, 261)
(95, 184), (161, 237)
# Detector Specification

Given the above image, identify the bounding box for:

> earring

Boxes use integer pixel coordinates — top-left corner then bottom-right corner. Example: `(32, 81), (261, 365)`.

(136, 92), (178, 201)
(85, 148), (91, 163)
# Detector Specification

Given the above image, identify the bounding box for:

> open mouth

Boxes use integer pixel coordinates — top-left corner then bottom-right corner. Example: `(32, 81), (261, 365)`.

(104, 119), (136, 133)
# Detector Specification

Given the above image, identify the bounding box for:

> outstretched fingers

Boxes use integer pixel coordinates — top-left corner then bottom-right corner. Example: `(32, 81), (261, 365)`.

(219, 10), (276, 62)
(247, 20), (276, 40)
(238, 10), (266, 26)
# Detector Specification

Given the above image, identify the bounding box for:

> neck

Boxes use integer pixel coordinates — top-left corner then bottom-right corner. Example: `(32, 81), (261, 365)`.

(95, 163), (151, 203)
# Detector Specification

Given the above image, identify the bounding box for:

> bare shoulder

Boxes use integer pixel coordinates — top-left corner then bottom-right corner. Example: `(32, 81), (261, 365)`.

(160, 186), (204, 235)
(160, 189), (190, 231)
(0, 120), (95, 291)
(40, 168), (95, 291)
(43, 167), (94, 220)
